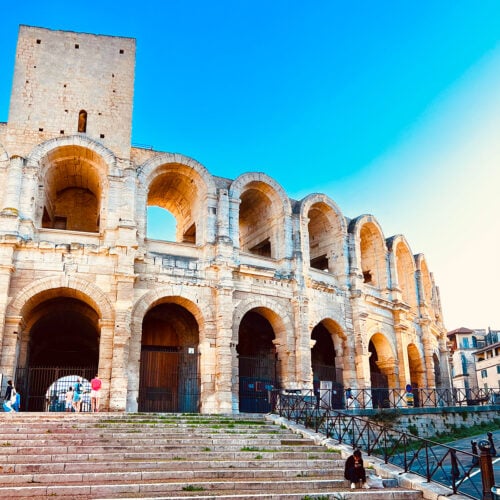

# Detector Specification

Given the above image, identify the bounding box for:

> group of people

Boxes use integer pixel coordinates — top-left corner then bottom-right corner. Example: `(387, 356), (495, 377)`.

(3, 375), (102, 413)
(64, 375), (102, 412)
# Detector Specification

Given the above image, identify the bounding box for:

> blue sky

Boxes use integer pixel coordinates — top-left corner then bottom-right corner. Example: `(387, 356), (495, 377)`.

(1, 1), (500, 330)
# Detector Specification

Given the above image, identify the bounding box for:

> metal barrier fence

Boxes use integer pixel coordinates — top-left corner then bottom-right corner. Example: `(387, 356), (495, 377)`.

(299, 386), (499, 410)
(271, 390), (497, 499)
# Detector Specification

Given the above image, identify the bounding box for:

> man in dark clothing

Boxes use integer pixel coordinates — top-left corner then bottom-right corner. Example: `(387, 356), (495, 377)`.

(344, 449), (369, 489)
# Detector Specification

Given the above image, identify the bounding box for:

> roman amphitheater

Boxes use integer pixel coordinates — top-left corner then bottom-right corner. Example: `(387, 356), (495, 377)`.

(0, 26), (449, 413)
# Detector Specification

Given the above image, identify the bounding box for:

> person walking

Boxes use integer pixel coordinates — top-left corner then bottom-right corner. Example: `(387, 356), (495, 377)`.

(90, 374), (102, 412)
(344, 449), (370, 489)
(72, 377), (84, 412)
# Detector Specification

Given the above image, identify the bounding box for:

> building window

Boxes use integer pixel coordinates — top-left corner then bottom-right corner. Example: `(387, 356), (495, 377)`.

(496, 366), (500, 374)
(78, 110), (87, 133)
(462, 338), (470, 349)
(481, 369), (488, 378)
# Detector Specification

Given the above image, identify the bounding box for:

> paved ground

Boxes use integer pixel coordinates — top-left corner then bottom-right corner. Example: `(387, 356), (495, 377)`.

(447, 429), (500, 491)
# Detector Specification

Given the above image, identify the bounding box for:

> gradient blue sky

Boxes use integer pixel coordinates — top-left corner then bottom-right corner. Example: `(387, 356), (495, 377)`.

(1, 1), (500, 330)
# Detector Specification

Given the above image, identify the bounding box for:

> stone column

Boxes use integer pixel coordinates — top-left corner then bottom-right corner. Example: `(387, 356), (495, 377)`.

(291, 295), (312, 390)
(1, 156), (24, 215)
(0, 156), (24, 235)
(0, 316), (22, 376)
(214, 284), (234, 413)
(108, 275), (135, 411)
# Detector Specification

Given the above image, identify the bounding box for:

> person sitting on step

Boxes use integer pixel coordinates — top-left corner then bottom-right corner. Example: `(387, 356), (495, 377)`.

(344, 449), (370, 489)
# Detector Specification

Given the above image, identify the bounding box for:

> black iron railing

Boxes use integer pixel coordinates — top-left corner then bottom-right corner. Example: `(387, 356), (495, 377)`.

(271, 390), (494, 499)
(303, 386), (499, 410)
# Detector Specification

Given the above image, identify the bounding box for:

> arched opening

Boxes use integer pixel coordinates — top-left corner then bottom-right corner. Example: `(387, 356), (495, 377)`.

(78, 110), (87, 133)
(307, 202), (344, 275)
(146, 164), (204, 245)
(237, 310), (278, 413)
(395, 242), (417, 308)
(139, 302), (200, 412)
(146, 206), (176, 240)
(39, 145), (104, 232)
(420, 260), (433, 306)
(311, 321), (344, 408)
(407, 343), (424, 406)
(360, 223), (387, 289)
(368, 335), (393, 408)
(239, 182), (282, 259)
(16, 296), (100, 411)
(433, 353), (442, 387)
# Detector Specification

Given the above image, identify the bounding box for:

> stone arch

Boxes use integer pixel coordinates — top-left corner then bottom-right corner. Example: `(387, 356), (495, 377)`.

(27, 134), (116, 169)
(7, 275), (114, 322)
(389, 235), (417, 309)
(229, 172), (292, 260)
(233, 297), (293, 412)
(310, 318), (346, 387)
(138, 153), (217, 245)
(27, 135), (114, 232)
(232, 297), (293, 352)
(368, 332), (396, 407)
(407, 342), (425, 389)
(349, 215), (389, 290)
(127, 286), (210, 412)
(415, 254), (433, 306)
(299, 193), (348, 279)
(3, 276), (115, 410)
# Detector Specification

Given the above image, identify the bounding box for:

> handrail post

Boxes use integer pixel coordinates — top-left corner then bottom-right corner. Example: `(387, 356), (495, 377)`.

(478, 439), (494, 500)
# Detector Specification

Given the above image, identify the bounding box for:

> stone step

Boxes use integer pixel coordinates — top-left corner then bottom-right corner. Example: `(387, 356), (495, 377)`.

(0, 436), (317, 447)
(0, 481), (421, 499)
(0, 450), (338, 464)
(1, 458), (343, 474)
(0, 467), (342, 485)
(0, 413), (422, 500)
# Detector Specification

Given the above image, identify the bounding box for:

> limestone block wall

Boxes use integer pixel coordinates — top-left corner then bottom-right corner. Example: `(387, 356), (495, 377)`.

(5, 26), (135, 159)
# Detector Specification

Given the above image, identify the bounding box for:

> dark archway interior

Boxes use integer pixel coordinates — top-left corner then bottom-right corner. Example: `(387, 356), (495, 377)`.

(237, 310), (277, 413)
(237, 311), (275, 357)
(142, 302), (198, 346)
(311, 323), (338, 382)
(28, 297), (99, 366)
(139, 302), (200, 412)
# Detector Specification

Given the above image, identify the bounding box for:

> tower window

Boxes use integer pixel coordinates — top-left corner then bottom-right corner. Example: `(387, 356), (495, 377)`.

(36, 39), (41, 44)
(78, 110), (87, 133)
(119, 49), (124, 54)
(75, 44), (79, 49)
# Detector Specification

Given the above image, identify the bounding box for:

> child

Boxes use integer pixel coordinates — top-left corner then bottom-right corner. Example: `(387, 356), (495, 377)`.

(65, 386), (74, 412)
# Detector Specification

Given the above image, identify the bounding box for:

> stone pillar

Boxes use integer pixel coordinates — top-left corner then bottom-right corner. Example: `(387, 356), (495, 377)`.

(420, 319), (433, 388)
(214, 285), (234, 413)
(0, 156), (24, 235)
(1, 156), (24, 216)
(0, 242), (16, 357)
(0, 316), (22, 376)
(291, 295), (312, 390)
(108, 275), (135, 411)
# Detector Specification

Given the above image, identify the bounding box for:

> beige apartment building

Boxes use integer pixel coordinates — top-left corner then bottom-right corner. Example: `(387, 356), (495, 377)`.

(0, 25), (449, 413)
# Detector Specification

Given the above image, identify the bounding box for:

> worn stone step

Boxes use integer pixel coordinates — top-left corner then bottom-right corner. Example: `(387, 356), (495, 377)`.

(0, 467), (343, 485)
(0, 449), (339, 464)
(1, 458), (343, 474)
(0, 484), (422, 499)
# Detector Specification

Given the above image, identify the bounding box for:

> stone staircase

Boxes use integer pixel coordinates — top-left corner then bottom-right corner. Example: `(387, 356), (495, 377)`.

(0, 412), (423, 499)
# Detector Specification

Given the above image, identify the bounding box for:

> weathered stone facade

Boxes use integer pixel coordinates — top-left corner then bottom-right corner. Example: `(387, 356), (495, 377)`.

(0, 26), (449, 413)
